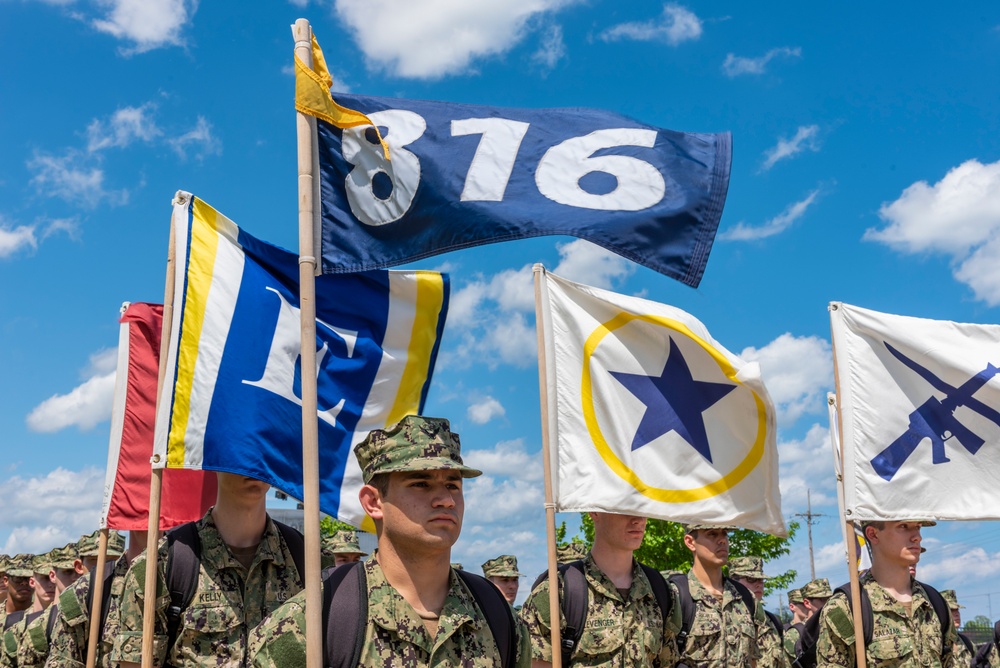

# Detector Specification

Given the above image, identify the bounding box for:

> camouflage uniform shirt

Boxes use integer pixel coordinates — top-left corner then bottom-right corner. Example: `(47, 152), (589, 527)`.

(671, 571), (764, 667)
(17, 605), (56, 668)
(758, 608), (790, 668)
(784, 622), (804, 664)
(951, 633), (974, 668)
(815, 573), (957, 667)
(519, 554), (681, 667)
(247, 554), (531, 667)
(44, 554), (131, 668)
(1, 612), (25, 668)
(113, 511), (304, 667)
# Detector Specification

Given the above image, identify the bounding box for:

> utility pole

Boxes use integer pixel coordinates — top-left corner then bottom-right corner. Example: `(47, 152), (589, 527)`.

(793, 490), (827, 580)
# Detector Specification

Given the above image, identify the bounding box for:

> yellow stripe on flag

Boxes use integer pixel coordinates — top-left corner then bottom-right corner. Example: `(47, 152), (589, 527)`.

(387, 271), (445, 425)
(295, 33), (389, 159)
(167, 198), (221, 468)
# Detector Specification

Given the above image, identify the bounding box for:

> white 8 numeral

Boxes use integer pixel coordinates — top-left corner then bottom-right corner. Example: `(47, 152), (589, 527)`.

(342, 109), (426, 226)
(535, 128), (665, 211)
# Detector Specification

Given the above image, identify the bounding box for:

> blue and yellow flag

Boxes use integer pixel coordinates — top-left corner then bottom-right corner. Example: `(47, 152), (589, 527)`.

(153, 192), (449, 528)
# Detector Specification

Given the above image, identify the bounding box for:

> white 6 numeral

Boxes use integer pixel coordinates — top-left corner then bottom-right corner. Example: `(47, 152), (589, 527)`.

(342, 109), (425, 227)
(536, 128), (665, 211)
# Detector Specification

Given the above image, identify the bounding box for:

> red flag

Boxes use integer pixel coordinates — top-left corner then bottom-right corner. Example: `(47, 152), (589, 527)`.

(102, 302), (216, 530)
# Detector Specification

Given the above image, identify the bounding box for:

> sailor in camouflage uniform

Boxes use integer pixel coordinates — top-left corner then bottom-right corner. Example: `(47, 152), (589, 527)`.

(940, 590), (974, 668)
(248, 415), (531, 667)
(13, 544), (84, 668)
(1, 556), (34, 630)
(556, 542), (589, 565)
(324, 530), (368, 568)
(482, 556), (523, 608)
(114, 472), (304, 668)
(816, 520), (956, 667)
(673, 524), (764, 667)
(520, 512), (681, 667)
(3, 552), (57, 668)
(43, 530), (128, 668)
(729, 556), (789, 668)
(0, 557), (8, 603)
(784, 588), (808, 663)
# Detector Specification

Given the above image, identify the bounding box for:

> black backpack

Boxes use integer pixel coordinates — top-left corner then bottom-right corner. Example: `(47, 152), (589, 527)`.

(532, 560), (675, 667)
(792, 581), (951, 668)
(163, 519), (306, 662)
(667, 572), (757, 655)
(972, 621), (1000, 668)
(321, 561), (516, 668)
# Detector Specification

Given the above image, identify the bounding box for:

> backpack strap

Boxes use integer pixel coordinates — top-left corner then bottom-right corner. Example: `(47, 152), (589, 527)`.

(639, 564), (674, 633)
(272, 520), (306, 587)
(765, 609), (784, 641)
(3, 609), (25, 632)
(321, 562), (366, 668)
(668, 573), (697, 655)
(833, 584), (873, 646)
(164, 521), (202, 664)
(531, 561), (587, 665)
(46, 604), (58, 644)
(457, 570), (516, 668)
(915, 581), (951, 657)
(957, 631), (974, 655)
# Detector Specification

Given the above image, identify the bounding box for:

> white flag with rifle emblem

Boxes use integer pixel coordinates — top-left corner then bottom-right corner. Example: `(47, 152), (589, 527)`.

(830, 301), (1000, 521)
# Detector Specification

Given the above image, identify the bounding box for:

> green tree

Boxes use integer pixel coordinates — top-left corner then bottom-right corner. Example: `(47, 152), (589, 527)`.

(965, 615), (993, 630)
(320, 515), (357, 539)
(579, 515), (799, 596)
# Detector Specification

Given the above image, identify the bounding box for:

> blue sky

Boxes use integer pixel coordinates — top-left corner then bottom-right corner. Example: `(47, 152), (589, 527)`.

(3, 0), (1000, 615)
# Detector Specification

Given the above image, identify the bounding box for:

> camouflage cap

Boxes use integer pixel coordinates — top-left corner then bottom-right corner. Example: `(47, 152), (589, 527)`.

(788, 588), (804, 604)
(354, 415), (481, 484)
(941, 589), (964, 610)
(32, 551), (54, 575)
(451, 563), (464, 571)
(728, 556), (769, 580)
(860, 519), (937, 528)
(107, 531), (126, 557)
(556, 541), (589, 564)
(322, 530), (367, 556)
(684, 523), (736, 533)
(50, 545), (78, 570)
(0, 554), (8, 574)
(482, 555), (523, 578)
(6, 554), (34, 578)
(802, 577), (834, 599)
(78, 530), (126, 558)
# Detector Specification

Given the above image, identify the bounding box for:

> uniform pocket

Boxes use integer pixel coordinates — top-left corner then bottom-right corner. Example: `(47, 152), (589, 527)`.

(173, 603), (244, 666)
(868, 634), (914, 663)
(576, 620), (626, 659)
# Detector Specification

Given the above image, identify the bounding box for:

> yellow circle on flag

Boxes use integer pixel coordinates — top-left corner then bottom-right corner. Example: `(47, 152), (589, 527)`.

(581, 312), (768, 503)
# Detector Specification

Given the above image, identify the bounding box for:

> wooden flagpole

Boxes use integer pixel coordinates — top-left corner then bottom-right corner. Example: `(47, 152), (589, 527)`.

(292, 18), (323, 668)
(139, 201), (177, 668)
(533, 264), (563, 668)
(829, 304), (866, 667)
(84, 528), (108, 668)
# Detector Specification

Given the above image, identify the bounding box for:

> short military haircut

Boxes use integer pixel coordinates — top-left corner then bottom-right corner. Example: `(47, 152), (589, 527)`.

(368, 472), (390, 498)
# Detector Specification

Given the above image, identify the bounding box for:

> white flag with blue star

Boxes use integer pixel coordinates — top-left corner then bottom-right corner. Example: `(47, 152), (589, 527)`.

(830, 301), (1000, 522)
(536, 267), (786, 535)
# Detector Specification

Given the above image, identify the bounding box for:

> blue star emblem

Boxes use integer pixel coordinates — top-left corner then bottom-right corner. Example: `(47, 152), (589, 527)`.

(610, 337), (736, 463)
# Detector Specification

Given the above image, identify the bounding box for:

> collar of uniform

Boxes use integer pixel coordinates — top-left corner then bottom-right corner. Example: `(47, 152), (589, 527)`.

(687, 570), (742, 607)
(196, 510), (287, 571)
(583, 553), (652, 603)
(863, 572), (930, 614)
(365, 556), (484, 651)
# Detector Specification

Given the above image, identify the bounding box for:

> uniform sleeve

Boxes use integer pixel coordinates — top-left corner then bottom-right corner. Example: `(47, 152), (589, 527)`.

(247, 592), (307, 668)
(17, 612), (49, 668)
(43, 610), (85, 668)
(518, 577), (558, 663)
(940, 605), (958, 668)
(111, 553), (171, 666)
(816, 596), (855, 668)
(655, 587), (682, 668)
(512, 615), (532, 668)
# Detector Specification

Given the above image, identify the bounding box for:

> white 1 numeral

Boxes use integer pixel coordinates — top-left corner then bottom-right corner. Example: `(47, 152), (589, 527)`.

(451, 117), (531, 202)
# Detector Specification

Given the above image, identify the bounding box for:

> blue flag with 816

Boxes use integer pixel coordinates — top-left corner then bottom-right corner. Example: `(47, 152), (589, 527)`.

(317, 93), (731, 288)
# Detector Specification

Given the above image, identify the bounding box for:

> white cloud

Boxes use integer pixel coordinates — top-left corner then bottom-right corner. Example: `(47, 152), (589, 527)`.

(335, 0), (576, 79)
(600, 3), (702, 45)
(918, 546), (1000, 584)
(532, 24), (566, 72)
(167, 116), (222, 160)
(741, 333), (833, 424)
(776, 423), (839, 511)
(463, 438), (542, 480)
(463, 474), (545, 524)
(467, 396), (507, 424)
(87, 104), (162, 153)
(761, 125), (821, 171)
(92, 0), (194, 54)
(722, 47), (801, 77)
(26, 352), (117, 432)
(552, 239), (635, 288)
(28, 151), (127, 208)
(865, 159), (1000, 305)
(0, 221), (38, 258)
(719, 190), (819, 242)
(0, 467), (105, 553)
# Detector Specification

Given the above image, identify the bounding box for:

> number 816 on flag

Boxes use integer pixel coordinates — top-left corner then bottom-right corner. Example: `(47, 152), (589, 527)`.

(337, 106), (670, 227)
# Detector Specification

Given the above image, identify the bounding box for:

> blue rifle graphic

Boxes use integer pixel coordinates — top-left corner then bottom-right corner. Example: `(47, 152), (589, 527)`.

(870, 342), (1000, 481)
